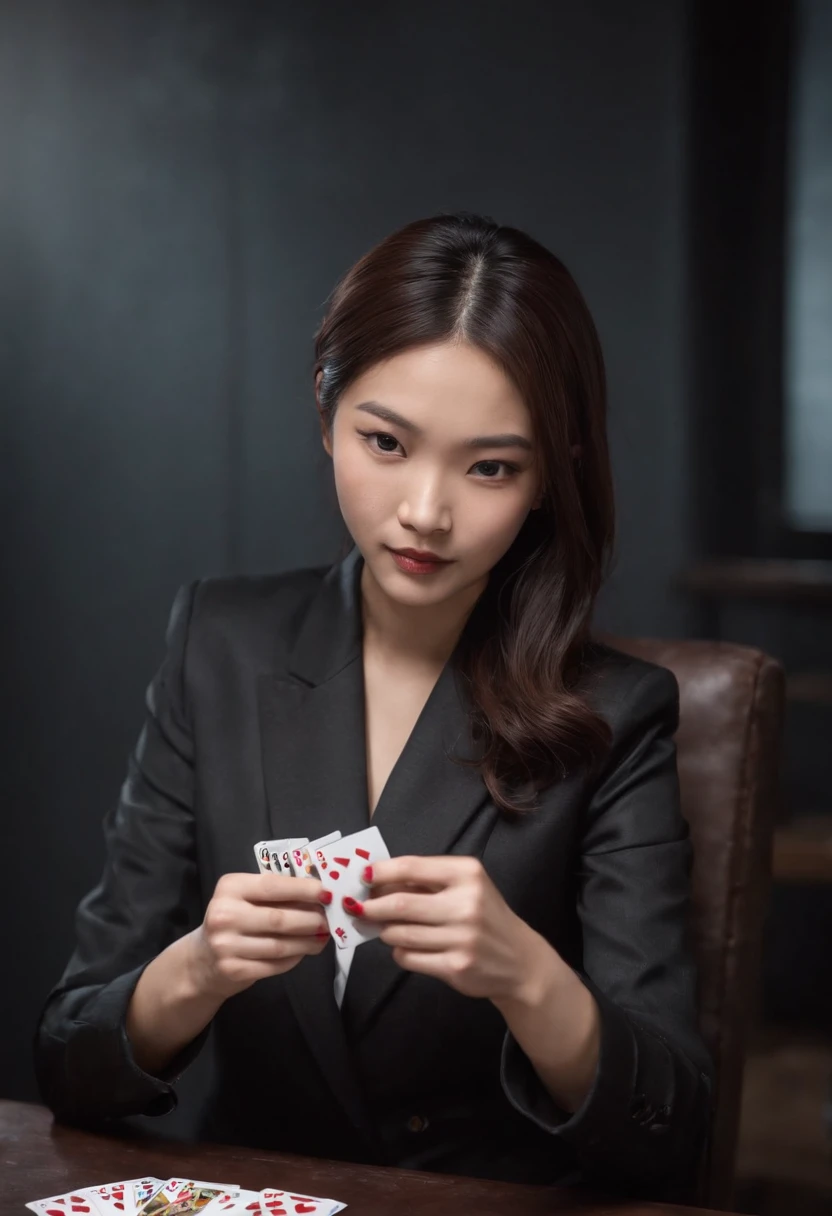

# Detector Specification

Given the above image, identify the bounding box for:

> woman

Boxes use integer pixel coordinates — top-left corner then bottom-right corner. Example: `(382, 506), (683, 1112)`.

(34, 211), (713, 1204)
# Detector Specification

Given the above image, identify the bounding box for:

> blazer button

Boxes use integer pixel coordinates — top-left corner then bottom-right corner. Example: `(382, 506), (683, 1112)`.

(406, 1114), (429, 1133)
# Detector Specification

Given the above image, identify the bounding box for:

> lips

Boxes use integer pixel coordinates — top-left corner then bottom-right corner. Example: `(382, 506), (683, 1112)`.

(390, 548), (450, 562)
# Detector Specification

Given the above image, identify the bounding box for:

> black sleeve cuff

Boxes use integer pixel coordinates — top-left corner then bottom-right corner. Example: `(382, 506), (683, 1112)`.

(39, 961), (211, 1122)
(499, 969), (710, 1194)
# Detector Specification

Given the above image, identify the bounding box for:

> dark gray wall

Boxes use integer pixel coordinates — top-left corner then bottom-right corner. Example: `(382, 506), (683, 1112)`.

(1, 0), (691, 1128)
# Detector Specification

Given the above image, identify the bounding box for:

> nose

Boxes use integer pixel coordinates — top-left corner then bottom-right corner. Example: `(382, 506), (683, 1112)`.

(396, 472), (452, 535)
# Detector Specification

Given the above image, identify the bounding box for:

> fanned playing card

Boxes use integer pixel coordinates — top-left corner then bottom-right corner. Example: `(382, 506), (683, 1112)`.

(28, 1184), (345, 1216)
(131, 1182), (167, 1212)
(86, 1179), (164, 1216)
(200, 1192), (262, 1215)
(275, 837), (309, 875)
(137, 1181), (237, 1216)
(316, 826), (390, 949)
(288, 831), (341, 878)
(26, 1191), (105, 1216)
(253, 840), (291, 874)
(259, 1189), (345, 1216)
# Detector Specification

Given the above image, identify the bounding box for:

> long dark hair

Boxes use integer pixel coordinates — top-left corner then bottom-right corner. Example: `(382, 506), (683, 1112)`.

(314, 211), (615, 814)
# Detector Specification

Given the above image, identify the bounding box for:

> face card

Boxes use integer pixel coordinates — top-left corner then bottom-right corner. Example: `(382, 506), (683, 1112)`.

(86, 1179), (164, 1216)
(130, 1183), (167, 1213)
(290, 830), (342, 878)
(140, 1189), (226, 1216)
(137, 1182), (237, 1216)
(317, 825), (391, 949)
(253, 840), (291, 874)
(276, 837), (309, 876)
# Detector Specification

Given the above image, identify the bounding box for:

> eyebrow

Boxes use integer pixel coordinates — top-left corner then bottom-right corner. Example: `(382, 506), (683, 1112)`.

(354, 401), (533, 451)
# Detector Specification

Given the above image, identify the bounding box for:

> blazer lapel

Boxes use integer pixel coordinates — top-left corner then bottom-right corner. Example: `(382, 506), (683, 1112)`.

(338, 646), (495, 1039)
(257, 544), (494, 1126)
(256, 546), (373, 1144)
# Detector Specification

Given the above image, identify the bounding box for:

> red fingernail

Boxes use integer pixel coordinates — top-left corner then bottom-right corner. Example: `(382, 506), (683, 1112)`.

(362, 865), (373, 884)
(318, 890), (333, 905)
(343, 896), (364, 916)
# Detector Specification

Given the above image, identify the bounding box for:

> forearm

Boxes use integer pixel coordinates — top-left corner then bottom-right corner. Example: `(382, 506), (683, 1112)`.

(492, 928), (601, 1114)
(125, 931), (225, 1077)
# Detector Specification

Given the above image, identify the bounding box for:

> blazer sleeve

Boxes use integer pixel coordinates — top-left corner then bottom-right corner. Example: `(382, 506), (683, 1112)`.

(33, 580), (211, 1125)
(499, 664), (714, 1204)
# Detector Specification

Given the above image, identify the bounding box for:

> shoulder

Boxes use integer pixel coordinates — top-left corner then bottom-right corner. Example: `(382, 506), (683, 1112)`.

(168, 561), (330, 673)
(577, 639), (680, 744)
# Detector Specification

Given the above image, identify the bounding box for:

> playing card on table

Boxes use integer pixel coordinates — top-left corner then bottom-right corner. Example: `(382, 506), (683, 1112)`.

(201, 1191), (262, 1216)
(317, 825), (391, 949)
(85, 1179), (164, 1216)
(260, 1189), (346, 1216)
(287, 831), (341, 878)
(26, 1190), (106, 1216)
(138, 1181), (238, 1216)
(131, 1182), (167, 1212)
(27, 1184), (346, 1216)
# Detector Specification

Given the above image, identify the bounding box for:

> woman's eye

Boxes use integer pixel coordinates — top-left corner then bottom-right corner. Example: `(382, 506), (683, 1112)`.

(364, 430), (401, 455)
(357, 430), (519, 481)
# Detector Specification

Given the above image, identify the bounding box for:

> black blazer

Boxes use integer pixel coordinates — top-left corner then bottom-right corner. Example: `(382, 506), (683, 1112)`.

(34, 544), (713, 1204)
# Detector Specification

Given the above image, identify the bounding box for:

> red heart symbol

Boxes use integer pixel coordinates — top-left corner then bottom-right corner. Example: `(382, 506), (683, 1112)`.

(45, 1208), (65, 1215)
(330, 870), (340, 880)
(355, 847), (370, 859)
(333, 856), (350, 866)
(294, 1206), (316, 1214)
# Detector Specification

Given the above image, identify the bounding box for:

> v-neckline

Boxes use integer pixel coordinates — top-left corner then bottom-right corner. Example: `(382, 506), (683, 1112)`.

(361, 645), (447, 823)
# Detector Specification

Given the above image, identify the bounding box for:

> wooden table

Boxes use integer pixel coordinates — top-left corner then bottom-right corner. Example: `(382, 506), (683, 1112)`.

(0, 1101), (725, 1216)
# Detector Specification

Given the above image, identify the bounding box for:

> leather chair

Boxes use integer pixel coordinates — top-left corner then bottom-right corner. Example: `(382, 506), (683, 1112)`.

(602, 636), (786, 1212)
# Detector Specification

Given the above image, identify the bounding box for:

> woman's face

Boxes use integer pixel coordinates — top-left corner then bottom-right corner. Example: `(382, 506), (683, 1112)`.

(320, 339), (541, 609)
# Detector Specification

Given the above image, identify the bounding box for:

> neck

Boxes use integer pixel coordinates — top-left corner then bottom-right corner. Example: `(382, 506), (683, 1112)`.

(359, 557), (486, 668)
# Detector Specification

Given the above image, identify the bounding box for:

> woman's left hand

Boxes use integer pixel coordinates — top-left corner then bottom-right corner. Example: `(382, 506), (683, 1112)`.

(345, 855), (544, 1002)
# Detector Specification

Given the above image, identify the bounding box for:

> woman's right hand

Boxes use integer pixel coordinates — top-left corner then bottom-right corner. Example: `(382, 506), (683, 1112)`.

(187, 871), (331, 1000)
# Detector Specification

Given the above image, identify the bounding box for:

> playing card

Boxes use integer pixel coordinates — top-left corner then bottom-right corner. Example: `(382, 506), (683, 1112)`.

(130, 1183), (167, 1213)
(260, 1189), (345, 1216)
(253, 840), (290, 874)
(86, 1179), (164, 1216)
(274, 837), (309, 875)
(138, 1182), (238, 1216)
(316, 825), (390, 949)
(26, 1192), (106, 1216)
(288, 831), (342, 878)
(201, 1192), (262, 1216)
(28, 1185), (345, 1216)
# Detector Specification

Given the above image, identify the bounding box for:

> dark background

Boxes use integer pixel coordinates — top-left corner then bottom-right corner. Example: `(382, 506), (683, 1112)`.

(2, 0), (829, 1144)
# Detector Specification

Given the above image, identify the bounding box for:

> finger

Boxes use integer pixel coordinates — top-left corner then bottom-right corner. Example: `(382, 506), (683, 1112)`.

(378, 922), (459, 951)
(219, 872), (325, 904)
(213, 901), (328, 938)
(390, 947), (465, 978)
(230, 932), (330, 961)
(366, 855), (478, 891)
(368, 880), (435, 900)
(355, 888), (456, 924)
(253, 873), (325, 904)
